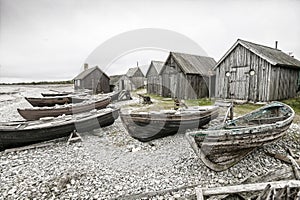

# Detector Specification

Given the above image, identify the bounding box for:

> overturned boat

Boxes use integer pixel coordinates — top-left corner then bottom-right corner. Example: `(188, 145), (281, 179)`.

(25, 96), (86, 107)
(120, 106), (219, 142)
(0, 107), (119, 151)
(185, 102), (295, 171)
(18, 97), (111, 120)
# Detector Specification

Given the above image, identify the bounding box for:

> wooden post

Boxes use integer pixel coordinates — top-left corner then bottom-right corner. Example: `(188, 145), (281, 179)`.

(67, 130), (83, 145)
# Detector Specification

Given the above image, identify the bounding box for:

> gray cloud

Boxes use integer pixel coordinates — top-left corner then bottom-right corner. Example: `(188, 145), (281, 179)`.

(0, 0), (299, 82)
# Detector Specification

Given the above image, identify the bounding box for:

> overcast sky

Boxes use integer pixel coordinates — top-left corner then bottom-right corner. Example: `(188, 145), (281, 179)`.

(0, 0), (299, 83)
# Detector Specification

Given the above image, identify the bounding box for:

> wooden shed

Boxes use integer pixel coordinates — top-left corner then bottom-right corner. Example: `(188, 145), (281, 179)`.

(145, 61), (164, 95)
(126, 67), (146, 90)
(74, 65), (110, 94)
(160, 52), (216, 99)
(214, 39), (300, 102)
(112, 74), (135, 91)
(109, 75), (123, 91)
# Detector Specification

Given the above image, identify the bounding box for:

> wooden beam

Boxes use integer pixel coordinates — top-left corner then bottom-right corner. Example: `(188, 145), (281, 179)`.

(256, 184), (271, 200)
(200, 180), (300, 196)
(288, 155), (300, 180)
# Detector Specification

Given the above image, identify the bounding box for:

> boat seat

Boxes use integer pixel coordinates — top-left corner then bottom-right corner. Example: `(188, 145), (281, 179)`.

(248, 116), (288, 125)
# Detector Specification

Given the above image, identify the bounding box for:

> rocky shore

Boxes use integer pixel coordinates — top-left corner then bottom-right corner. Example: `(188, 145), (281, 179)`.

(0, 85), (299, 199)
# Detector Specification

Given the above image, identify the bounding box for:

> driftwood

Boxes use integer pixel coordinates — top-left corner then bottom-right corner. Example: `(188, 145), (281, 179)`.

(288, 155), (300, 180)
(265, 149), (300, 180)
(264, 151), (300, 166)
(256, 184), (271, 200)
(196, 180), (300, 200)
(206, 166), (298, 200)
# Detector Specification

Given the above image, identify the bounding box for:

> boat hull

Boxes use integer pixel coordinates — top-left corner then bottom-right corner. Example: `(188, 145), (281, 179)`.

(0, 108), (119, 151)
(41, 93), (72, 97)
(185, 102), (295, 171)
(18, 97), (111, 120)
(25, 97), (86, 107)
(121, 106), (218, 142)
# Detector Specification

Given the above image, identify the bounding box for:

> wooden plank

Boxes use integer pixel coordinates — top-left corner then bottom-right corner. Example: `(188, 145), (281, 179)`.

(195, 187), (204, 200)
(201, 180), (300, 196)
(288, 155), (300, 180)
(256, 184), (271, 200)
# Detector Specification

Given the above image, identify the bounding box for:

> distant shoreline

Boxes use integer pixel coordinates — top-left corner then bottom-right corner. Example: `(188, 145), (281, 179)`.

(0, 80), (73, 85)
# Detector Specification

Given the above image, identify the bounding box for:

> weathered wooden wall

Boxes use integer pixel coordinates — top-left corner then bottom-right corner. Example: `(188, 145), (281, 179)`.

(75, 69), (110, 94)
(269, 66), (299, 100)
(161, 56), (209, 99)
(116, 76), (134, 91)
(130, 77), (145, 90)
(147, 64), (162, 95)
(215, 44), (300, 101)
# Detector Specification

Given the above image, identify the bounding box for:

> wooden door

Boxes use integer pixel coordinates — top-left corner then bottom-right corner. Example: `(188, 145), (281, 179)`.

(169, 74), (177, 98)
(229, 66), (250, 100)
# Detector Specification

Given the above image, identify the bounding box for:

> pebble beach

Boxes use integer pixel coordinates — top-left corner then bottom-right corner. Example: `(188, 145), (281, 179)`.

(0, 85), (299, 199)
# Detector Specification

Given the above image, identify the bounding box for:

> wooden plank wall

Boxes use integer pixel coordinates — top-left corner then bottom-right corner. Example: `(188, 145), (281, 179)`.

(79, 69), (110, 94)
(215, 44), (273, 102)
(161, 56), (209, 99)
(146, 65), (162, 95)
(269, 66), (299, 100)
(117, 76), (134, 91)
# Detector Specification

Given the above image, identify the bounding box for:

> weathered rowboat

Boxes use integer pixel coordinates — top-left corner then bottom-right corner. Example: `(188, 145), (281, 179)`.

(185, 102), (295, 171)
(41, 92), (73, 97)
(25, 96), (86, 107)
(120, 106), (219, 142)
(0, 107), (119, 151)
(18, 97), (111, 120)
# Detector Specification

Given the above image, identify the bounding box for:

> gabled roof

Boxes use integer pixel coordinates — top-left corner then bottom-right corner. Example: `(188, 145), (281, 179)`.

(126, 67), (144, 77)
(109, 75), (123, 85)
(214, 39), (300, 69)
(145, 61), (164, 77)
(161, 52), (216, 76)
(74, 66), (109, 80)
(139, 65), (150, 76)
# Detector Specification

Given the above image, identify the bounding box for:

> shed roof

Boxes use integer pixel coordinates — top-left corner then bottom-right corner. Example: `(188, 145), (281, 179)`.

(109, 75), (123, 85)
(165, 52), (216, 76)
(139, 65), (150, 76)
(126, 67), (144, 77)
(145, 61), (164, 77)
(152, 61), (164, 74)
(214, 39), (300, 69)
(74, 66), (109, 80)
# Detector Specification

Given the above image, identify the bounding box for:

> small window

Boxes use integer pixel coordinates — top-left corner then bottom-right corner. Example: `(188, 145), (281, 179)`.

(249, 69), (255, 76)
(225, 71), (231, 77)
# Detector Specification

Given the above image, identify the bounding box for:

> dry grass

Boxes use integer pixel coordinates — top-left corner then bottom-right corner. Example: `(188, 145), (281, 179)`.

(129, 90), (300, 123)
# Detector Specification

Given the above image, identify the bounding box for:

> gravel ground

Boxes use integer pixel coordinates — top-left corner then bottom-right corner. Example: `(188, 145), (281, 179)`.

(0, 85), (299, 199)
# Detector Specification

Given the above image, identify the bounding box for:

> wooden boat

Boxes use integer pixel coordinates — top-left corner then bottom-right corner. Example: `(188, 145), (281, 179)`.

(120, 106), (219, 142)
(25, 96), (86, 107)
(0, 107), (119, 151)
(41, 89), (92, 97)
(18, 97), (111, 120)
(41, 92), (73, 97)
(185, 102), (295, 172)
